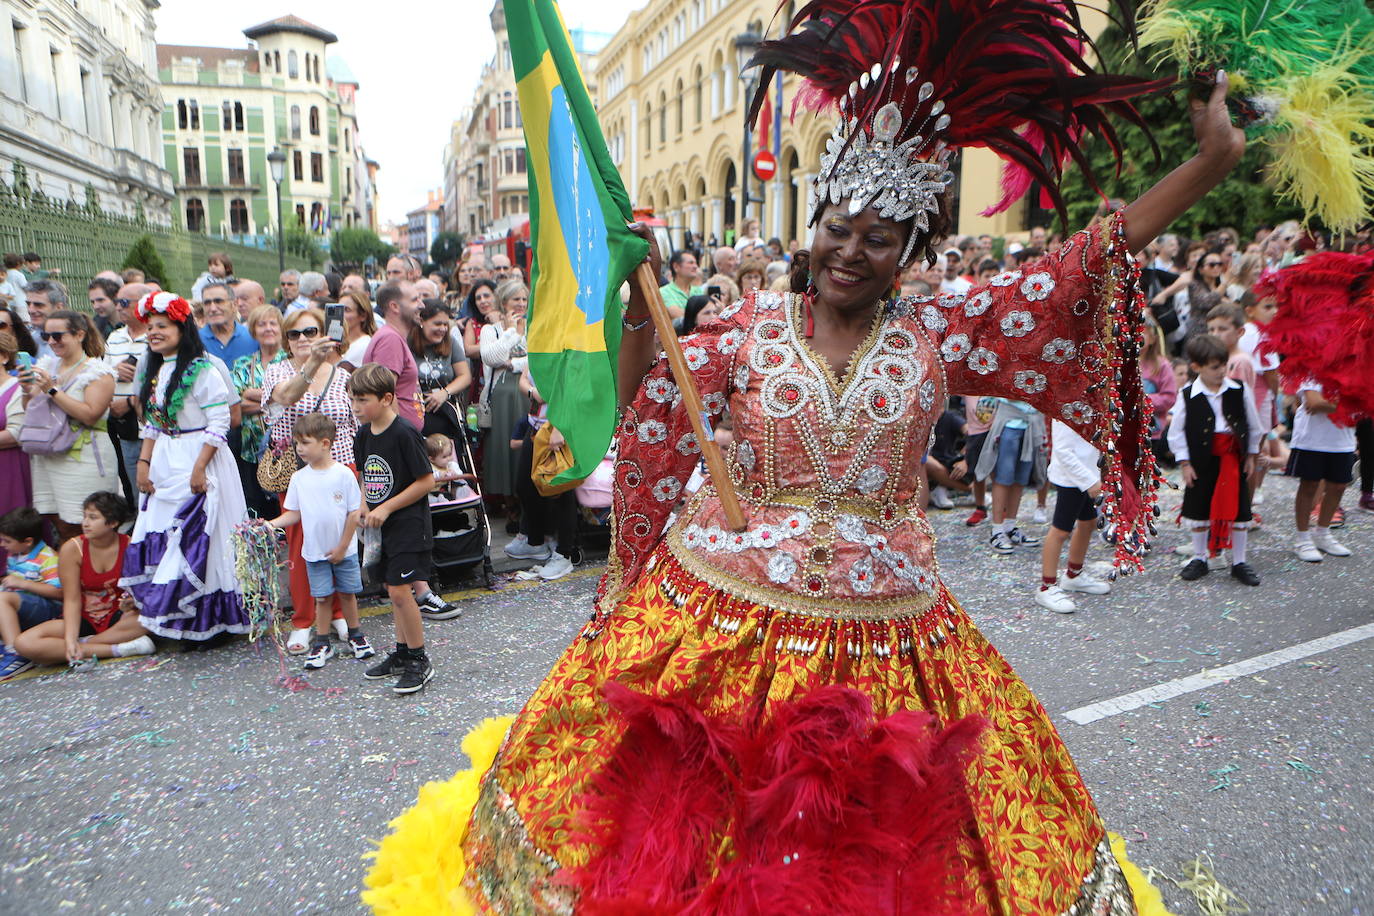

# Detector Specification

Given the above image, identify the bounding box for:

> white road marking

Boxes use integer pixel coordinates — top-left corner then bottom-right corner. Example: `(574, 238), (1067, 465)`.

(1063, 622), (1374, 726)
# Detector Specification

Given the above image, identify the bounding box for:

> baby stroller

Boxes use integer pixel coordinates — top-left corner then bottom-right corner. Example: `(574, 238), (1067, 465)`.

(429, 428), (496, 588)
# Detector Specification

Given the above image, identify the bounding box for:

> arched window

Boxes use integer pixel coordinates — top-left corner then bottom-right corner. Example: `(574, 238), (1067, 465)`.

(222, 101), (233, 131)
(659, 91), (667, 144)
(693, 65), (703, 123)
(344, 128), (351, 152)
(643, 102), (652, 152)
(290, 104), (301, 139)
(309, 106), (320, 136)
(177, 99), (187, 129)
(185, 198), (205, 232)
(675, 79), (684, 135)
(233, 101), (244, 131)
(288, 50), (298, 78)
(229, 199), (249, 234)
(502, 91), (514, 129)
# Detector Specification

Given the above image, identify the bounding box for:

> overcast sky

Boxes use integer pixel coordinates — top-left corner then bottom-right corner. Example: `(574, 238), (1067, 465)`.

(154, 0), (637, 228)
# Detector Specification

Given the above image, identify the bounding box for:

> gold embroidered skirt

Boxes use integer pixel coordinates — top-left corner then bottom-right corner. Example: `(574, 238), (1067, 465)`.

(365, 544), (1171, 915)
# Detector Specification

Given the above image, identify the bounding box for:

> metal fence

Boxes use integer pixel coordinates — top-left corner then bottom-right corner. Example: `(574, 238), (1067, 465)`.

(0, 165), (302, 307)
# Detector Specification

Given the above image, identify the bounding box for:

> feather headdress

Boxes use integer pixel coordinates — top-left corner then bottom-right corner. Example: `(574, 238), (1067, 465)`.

(1139, 0), (1374, 230)
(746, 0), (1170, 262)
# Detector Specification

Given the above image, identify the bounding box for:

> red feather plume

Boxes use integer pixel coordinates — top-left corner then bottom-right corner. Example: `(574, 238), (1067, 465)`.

(1257, 251), (1374, 427)
(747, 0), (1170, 224)
(567, 681), (989, 915)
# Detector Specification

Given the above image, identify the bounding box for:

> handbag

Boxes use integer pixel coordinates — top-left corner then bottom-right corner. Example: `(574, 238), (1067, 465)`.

(531, 423), (583, 496)
(19, 363), (84, 456)
(256, 363), (337, 493)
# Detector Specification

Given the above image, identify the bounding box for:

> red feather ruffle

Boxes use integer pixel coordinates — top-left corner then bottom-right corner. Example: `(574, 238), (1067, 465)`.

(1257, 251), (1374, 427)
(567, 681), (990, 915)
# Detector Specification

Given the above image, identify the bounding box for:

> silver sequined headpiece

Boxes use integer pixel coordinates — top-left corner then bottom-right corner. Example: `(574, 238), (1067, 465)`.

(811, 62), (956, 266)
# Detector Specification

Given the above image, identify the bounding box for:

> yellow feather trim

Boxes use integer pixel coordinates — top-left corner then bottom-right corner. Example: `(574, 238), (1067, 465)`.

(361, 716), (515, 916)
(1109, 831), (1178, 916)
(1269, 46), (1374, 231)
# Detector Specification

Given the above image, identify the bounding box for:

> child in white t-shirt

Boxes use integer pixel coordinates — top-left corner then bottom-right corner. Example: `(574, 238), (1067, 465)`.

(270, 413), (374, 668)
(1286, 381), (1356, 562)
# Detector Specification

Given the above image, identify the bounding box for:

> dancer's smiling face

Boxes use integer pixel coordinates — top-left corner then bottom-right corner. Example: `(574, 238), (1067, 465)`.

(810, 203), (909, 312)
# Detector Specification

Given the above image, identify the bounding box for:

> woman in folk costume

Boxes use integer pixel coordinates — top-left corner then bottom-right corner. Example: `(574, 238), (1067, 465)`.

(365, 0), (1250, 911)
(120, 292), (251, 642)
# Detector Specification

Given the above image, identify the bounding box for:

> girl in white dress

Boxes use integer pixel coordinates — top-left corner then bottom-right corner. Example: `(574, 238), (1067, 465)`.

(119, 292), (249, 642)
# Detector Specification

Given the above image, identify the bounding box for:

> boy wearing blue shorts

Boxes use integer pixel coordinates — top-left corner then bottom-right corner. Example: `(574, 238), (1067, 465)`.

(270, 413), (374, 669)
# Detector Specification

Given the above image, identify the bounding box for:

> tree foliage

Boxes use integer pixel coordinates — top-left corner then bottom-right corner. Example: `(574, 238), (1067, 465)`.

(283, 225), (324, 269)
(330, 227), (395, 269)
(1058, 27), (1303, 239)
(120, 235), (169, 287)
(430, 231), (466, 267)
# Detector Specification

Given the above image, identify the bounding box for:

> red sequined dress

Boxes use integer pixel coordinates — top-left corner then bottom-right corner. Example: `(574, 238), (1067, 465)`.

(386, 215), (1162, 915)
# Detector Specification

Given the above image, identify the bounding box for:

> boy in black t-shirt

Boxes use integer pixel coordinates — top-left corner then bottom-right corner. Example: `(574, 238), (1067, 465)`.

(350, 363), (438, 694)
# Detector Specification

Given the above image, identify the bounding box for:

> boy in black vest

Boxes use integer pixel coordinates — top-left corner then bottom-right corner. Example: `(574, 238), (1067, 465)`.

(1166, 335), (1264, 585)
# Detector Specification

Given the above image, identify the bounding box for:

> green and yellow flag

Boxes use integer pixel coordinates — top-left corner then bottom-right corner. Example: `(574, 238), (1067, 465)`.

(505, 0), (648, 483)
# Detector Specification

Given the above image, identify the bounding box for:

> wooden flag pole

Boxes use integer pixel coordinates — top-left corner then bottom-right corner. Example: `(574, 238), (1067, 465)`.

(632, 262), (747, 532)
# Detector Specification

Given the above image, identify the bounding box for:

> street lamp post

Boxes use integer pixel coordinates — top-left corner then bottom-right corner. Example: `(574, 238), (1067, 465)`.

(266, 147), (287, 274)
(734, 28), (762, 236)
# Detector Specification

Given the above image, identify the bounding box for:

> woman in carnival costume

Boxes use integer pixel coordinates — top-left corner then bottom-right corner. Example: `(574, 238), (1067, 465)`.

(120, 291), (250, 642)
(366, 0), (1255, 911)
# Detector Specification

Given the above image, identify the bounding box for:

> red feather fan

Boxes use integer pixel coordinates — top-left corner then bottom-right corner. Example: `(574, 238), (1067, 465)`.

(746, 0), (1170, 223)
(567, 681), (990, 916)
(1257, 251), (1374, 427)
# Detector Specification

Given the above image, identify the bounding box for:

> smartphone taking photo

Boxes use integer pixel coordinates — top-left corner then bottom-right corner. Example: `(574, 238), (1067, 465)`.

(325, 303), (346, 342)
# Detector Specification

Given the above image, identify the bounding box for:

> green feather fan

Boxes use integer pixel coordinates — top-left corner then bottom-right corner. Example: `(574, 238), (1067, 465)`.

(1140, 0), (1374, 229)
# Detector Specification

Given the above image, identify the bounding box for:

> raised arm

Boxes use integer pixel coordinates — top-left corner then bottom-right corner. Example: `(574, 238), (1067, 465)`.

(1121, 73), (1246, 254)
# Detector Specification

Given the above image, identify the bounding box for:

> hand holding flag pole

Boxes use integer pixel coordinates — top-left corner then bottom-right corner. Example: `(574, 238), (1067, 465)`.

(629, 262), (747, 533)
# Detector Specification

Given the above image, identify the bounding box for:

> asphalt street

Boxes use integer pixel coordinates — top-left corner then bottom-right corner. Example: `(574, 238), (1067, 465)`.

(1, 471), (1370, 915)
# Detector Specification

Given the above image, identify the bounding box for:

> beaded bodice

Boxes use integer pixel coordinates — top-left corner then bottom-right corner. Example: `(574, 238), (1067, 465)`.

(669, 291), (946, 612)
(600, 214), (1159, 620)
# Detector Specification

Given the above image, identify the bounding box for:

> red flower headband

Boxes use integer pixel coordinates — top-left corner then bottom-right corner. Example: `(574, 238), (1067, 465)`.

(136, 291), (193, 324)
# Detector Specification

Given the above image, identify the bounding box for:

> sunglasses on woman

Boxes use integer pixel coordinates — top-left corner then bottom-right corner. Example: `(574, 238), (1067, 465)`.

(39, 330), (69, 341)
(286, 326), (321, 340)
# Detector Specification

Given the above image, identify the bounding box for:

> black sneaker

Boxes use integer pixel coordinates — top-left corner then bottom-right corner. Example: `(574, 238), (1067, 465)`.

(1230, 562), (1261, 586)
(1179, 558), (1209, 581)
(393, 653), (435, 695)
(348, 632), (376, 659)
(303, 638), (334, 670)
(419, 591), (462, 621)
(364, 646), (407, 680)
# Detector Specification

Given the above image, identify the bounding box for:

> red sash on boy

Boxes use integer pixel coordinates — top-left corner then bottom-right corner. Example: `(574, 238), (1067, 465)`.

(1208, 432), (1241, 555)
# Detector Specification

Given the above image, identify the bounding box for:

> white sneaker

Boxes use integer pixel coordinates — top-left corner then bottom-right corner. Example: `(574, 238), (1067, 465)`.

(538, 552), (574, 580)
(1173, 543), (1195, 558)
(929, 486), (954, 510)
(1312, 530), (1352, 557)
(1032, 506), (1048, 525)
(1034, 585), (1077, 614)
(1061, 572), (1112, 595)
(505, 534), (552, 561)
(114, 635), (156, 658)
(332, 618), (349, 642)
(286, 627), (312, 654)
(1252, 488), (1265, 506)
(1293, 538), (1323, 563)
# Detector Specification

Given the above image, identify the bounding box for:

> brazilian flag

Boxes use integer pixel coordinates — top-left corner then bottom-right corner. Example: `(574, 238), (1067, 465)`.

(505, 0), (648, 482)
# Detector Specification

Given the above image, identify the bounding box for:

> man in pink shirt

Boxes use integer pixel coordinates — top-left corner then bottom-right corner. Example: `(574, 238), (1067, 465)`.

(363, 282), (424, 429)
